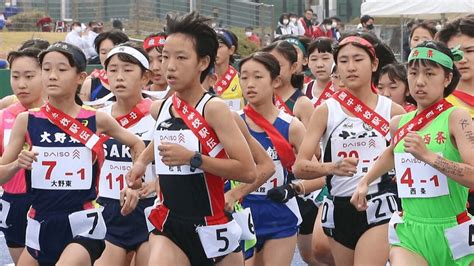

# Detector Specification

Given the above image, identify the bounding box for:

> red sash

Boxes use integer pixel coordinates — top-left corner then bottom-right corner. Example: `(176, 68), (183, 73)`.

(333, 90), (390, 139)
(391, 99), (452, 147)
(214, 66), (238, 96)
(41, 103), (104, 158)
(172, 94), (226, 159)
(90, 69), (109, 86)
(452, 90), (474, 108)
(273, 94), (294, 116)
(243, 105), (295, 170)
(115, 98), (151, 129)
(314, 82), (336, 108)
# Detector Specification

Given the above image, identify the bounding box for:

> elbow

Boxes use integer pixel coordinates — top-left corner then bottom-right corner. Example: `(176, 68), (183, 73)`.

(293, 160), (305, 178)
(239, 164), (257, 184)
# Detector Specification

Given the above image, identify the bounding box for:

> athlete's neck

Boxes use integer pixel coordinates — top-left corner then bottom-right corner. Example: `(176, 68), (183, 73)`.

(250, 100), (280, 123)
(347, 84), (378, 108)
(275, 82), (295, 101)
(417, 96), (444, 113)
(175, 81), (206, 107)
(150, 83), (168, 91)
(113, 93), (144, 118)
(456, 79), (474, 94)
(23, 97), (44, 110)
(315, 78), (330, 96)
(216, 61), (230, 80)
(47, 96), (81, 117)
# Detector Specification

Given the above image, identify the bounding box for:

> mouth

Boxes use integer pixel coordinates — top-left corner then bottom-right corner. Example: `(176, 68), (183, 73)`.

(346, 75), (358, 80)
(458, 67), (470, 72)
(415, 90), (427, 96)
(17, 92), (29, 97)
(167, 75), (177, 84)
(245, 91), (257, 98)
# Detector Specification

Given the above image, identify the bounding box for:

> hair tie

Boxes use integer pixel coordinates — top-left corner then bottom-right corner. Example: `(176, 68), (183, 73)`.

(451, 45), (464, 62)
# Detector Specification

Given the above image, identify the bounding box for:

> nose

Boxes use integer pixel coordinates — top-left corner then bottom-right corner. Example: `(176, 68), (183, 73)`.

(347, 59), (356, 72)
(380, 88), (390, 97)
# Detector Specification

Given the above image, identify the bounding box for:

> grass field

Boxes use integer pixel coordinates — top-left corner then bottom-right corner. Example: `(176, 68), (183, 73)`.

(0, 32), (67, 58)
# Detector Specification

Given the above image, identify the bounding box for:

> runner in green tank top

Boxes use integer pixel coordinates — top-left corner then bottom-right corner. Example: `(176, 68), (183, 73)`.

(350, 41), (474, 265)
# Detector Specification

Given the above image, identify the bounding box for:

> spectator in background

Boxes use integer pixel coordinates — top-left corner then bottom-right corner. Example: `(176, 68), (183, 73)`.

(289, 13), (304, 36)
(312, 18), (334, 39)
(330, 16), (342, 40)
(358, 14), (375, 32)
(298, 9), (315, 38)
(409, 21), (437, 49)
(0, 12), (7, 30)
(112, 19), (124, 31)
(83, 20), (104, 63)
(65, 21), (96, 60)
(244, 26), (261, 47)
(403, 19), (417, 61)
(275, 13), (294, 37)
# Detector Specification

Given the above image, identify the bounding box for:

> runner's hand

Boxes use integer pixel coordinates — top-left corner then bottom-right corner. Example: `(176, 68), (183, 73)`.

(126, 161), (145, 189)
(266, 184), (296, 203)
(139, 180), (156, 199)
(224, 190), (239, 212)
(332, 157), (358, 176)
(350, 181), (369, 211)
(120, 187), (139, 216)
(158, 142), (194, 166)
(403, 132), (430, 162)
(16, 150), (38, 170)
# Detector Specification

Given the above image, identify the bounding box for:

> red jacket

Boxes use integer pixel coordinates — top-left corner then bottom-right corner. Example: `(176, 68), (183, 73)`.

(312, 26), (333, 39)
(299, 18), (314, 38)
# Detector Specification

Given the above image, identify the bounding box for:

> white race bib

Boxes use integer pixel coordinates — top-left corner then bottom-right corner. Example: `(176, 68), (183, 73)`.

(331, 137), (386, 175)
(224, 99), (242, 112)
(68, 208), (106, 240)
(232, 208), (256, 241)
(0, 199), (10, 228)
(365, 193), (398, 224)
(395, 153), (449, 198)
(26, 217), (41, 250)
(154, 130), (202, 175)
(445, 219), (474, 260)
(388, 212), (403, 245)
(253, 161), (284, 195)
(31, 146), (93, 190)
(320, 197), (335, 229)
(196, 219), (242, 259)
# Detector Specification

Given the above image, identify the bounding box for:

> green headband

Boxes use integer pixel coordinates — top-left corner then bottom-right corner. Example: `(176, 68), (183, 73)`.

(408, 46), (464, 70)
(285, 38), (307, 57)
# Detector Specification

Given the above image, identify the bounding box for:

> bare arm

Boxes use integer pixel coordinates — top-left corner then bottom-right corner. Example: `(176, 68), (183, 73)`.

(0, 95), (16, 110)
(294, 96), (314, 127)
(79, 77), (92, 102)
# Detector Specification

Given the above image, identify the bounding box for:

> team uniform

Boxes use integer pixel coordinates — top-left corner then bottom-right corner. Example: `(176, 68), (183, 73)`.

(240, 110), (302, 257)
(391, 107), (474, 265)
(214, 66), (245, 111)
(97, 98), (156, 251)
(83, 70), (114, 107)
(321, 95), (398, 249)
(149, 93), (241, 265)
(24, 106), (106, 264)
(0, 102), (34, 248)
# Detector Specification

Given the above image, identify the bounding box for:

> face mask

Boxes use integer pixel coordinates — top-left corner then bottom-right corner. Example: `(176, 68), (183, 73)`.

(435, 24), (442, 31)
(332, 22), (337, 28)
(211, 22), (217, 28)
(283, 19), (289, 25)
(290, 18), (297, 24)
(73, 26), (82, 33)
(366, 24), (374, 30)
(245, 31), (252, 37)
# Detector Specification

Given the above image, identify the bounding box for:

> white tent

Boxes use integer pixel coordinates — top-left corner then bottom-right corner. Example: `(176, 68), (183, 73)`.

(361, 0), (474, 20)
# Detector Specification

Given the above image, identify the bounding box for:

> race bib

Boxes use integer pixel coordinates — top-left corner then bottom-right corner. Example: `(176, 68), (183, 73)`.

(232, 208), (256, 241)
(31, 147), (93, 190)
(320, 197), (335, 229)
(365, 193), (398, 224)
(26, 217), (41, 250)
(445, 219), (474, 260)
(0, 199), (10, 228)
(154, 130), (203, 175)
(68, 208), (106, 240)
(331, 137), (386, 175)
(224, 99), (241, 112)
(388, 212), (403, 245)
(253, 161), (284, 195)
(196, 219), (242, 259)
(395, 153), (449, 198)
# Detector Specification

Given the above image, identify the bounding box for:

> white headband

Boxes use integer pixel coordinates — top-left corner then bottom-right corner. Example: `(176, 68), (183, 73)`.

(106, 46), (150, 69)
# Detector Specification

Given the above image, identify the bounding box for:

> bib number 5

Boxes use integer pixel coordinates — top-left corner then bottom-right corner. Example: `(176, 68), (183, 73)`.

(196, 219), (242, 258)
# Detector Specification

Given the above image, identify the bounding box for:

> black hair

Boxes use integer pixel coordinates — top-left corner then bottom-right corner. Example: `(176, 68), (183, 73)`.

(279, 13), (289, 24)
(379, 63), (416, 105)
(19, 39), (50, 50)
(112, 20), (123, 30)
(239, 52), (280, 80)
(216, 29), (239, 63)
(322, 18), (333, 25)
(94, 30), (129, 55)
(166, 11), (218, 83)
(308, 37), (334, 55)
(408, 41), (461, 97)
(289, 13), (298, 18)
(144, 32), (167, 53)
(334, 31), (397, 84)
(71, 21), (81, 28)
(360, 15), (374, 24)
(261, 41), (304, 89)
(438, 15), (474, 44)
(7, 47), (42, 68)
(104, 42), (150, 74)
(304, 9), (314, 14)
(330, 16), (341, 22)
(410, 21), (437, 40)
(245, 26), (253, 31)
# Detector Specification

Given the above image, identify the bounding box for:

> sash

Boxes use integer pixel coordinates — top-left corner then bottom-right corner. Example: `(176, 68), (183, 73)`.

(452, 90), (474, 108)
(243, 105), (295, 170)
(41, 103), (104, 158)
(391, 99), (452, 147)
(172, 93), (226, 158)
(314, 81), (336, 108)
(214, 66), (238, 96)
(90, 69), (109, 86)
(333, 90), (390, 140)
(273, 94), (294, 116)
(115, 99), (151, 129)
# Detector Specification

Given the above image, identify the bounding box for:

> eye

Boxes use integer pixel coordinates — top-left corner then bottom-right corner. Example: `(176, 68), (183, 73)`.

(177, 56), (186, 60)
(255, 75), (263, 79)
(240, 76), (247, 80)
(162, 55), (169, 60)
(408, 71), (416, 76)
